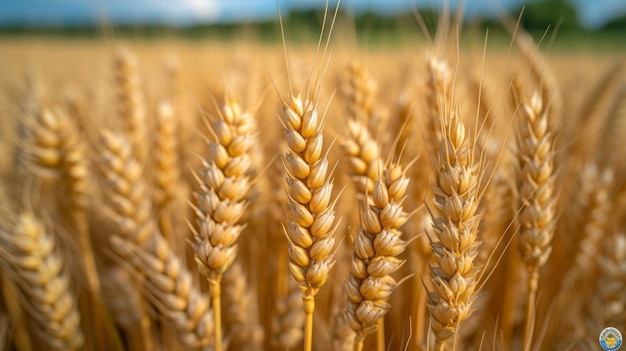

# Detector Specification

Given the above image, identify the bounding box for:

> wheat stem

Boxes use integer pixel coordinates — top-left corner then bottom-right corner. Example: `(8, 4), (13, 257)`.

(354, 338), (364, 351)
(157, 213), (173, 246)
(435, 341), (445, 351)
(523, 269), (539, 351)
(303, 296), (315, 351)
(376, 319), (385, 351)
(209, 280), (223, 351)
(1, 278), (33, 351)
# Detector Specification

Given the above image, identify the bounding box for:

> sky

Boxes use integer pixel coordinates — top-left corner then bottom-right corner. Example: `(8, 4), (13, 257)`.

(0, 0), (625, 29)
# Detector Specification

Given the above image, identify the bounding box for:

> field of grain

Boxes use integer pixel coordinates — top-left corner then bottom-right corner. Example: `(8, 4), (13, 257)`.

(0, 12), (625, 351)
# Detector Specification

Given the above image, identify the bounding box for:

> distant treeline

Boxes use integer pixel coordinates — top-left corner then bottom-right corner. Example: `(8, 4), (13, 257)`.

(1, 0), (625, 41)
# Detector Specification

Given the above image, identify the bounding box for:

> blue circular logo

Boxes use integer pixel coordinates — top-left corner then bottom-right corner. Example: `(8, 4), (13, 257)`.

(600, 327), (623, 350)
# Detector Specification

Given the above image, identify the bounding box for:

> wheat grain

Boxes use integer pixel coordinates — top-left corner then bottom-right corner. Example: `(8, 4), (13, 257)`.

(341, 116), (381, 196)
(424, 55), (453, 153)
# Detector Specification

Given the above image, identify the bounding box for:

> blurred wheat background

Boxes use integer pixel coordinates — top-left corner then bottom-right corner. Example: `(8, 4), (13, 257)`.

(0, 0), (625, 350)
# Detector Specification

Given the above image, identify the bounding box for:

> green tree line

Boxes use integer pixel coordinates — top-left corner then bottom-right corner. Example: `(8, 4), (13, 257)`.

(1, 0), (625, 39)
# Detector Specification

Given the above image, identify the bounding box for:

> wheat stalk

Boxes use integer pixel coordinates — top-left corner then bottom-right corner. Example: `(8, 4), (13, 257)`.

(571, 61), (626, 159)
(192, 96), (257, 351)
(114, 48), (148, 165)
(339, 97), (388, 351)
(0, 213), (84, 351)
(427, 105), (483, 351)
(512, 78), (557, 351)
(21, 106), (108, 346)
(101, 266), (147, 351)
(23, 107), (95, 277)
(567, 164), (613, 284)
(341, 115), (381, 197)
(345, 161), (409, 351)
(99, 129), (156, 350)
(586, 232), (626, 336)
(111, 233), (214, 350)
(100, 130), (156, 248)
(154, 100), (182, 249)
(340, 61), (387, 140)
(424, 55), (453, 153)
(271, 277), (305, 349)
(281, 94), (340, 351)
(332, 308), (356, 351)
(221, 260), (264, 350)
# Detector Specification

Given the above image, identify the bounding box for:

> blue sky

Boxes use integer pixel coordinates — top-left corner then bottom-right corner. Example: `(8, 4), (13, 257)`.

(0, 0), (624, 29)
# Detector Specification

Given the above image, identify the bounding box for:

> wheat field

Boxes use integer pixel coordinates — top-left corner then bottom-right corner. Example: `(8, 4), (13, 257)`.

(0, 9), (625, 351)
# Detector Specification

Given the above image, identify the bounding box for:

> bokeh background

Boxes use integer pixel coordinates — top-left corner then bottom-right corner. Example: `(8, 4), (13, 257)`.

(1, 0), (626, 46)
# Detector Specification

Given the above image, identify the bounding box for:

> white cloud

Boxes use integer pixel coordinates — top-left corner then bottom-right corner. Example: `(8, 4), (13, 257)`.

(179, 0), (220, 21)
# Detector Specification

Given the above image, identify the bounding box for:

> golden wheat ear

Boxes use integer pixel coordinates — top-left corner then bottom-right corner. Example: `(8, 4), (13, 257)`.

(18, 104), (116, 348)
(111, 231), (215, 350)
(585, 232), (626, 340)
(511, 77), (557, 351)
(426, 105), (484, 351)
(345, 159), (410, 351)
(99, 130), (155, 248)
(340, 113), (382, 197)
(565, 164), (613, 285)
(153, 99), (185, 253)
(544, 163), (614, 341)
(113, 48), (148, 167)
(339, 62), (384, 137)
(191, 95), (259, 351)
(0, 212), (84, 351)
(98, 129), (157, 350)
(273, 1), (343, 351)
(100, 128), (216, 350)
